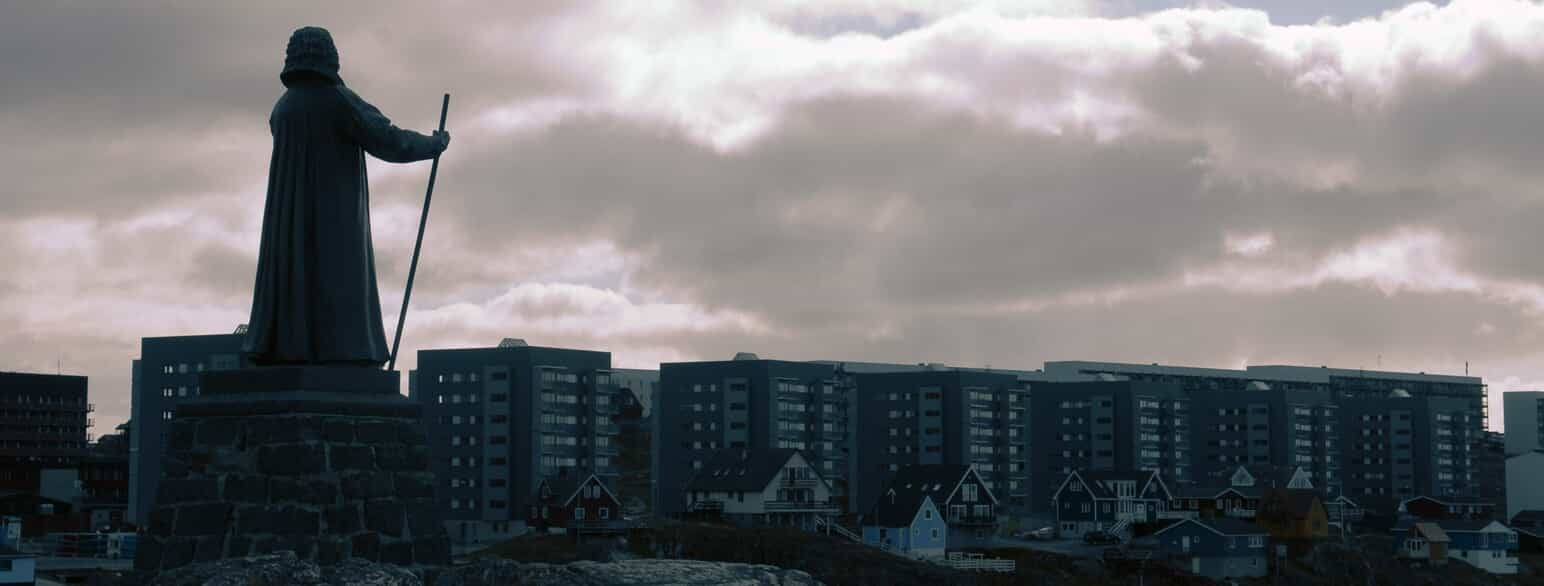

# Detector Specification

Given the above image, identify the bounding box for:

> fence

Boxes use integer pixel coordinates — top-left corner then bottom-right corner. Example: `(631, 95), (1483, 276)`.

(939, 552), (1016, 573)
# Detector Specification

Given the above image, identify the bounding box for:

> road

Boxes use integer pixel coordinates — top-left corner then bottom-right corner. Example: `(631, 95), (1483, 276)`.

(989, 536), (1111, 559)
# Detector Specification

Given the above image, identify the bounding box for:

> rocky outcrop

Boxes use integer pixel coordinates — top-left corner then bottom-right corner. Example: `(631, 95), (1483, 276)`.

(139, 551), (823, 586)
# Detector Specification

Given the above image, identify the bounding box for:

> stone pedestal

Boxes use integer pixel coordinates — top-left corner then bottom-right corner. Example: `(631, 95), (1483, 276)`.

(134, 367), (449, 574)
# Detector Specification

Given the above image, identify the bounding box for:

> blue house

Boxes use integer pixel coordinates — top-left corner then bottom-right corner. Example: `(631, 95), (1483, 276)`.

(861, 467), (965, 558)
(1393, 519), (1519, 574)
(1153, 518), (1269, 580)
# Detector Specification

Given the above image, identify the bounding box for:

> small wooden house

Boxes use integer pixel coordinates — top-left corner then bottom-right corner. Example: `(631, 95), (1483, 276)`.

(528, 471), (624, 537)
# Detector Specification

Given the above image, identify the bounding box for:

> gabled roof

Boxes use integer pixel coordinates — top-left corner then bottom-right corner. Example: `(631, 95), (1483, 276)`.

(1262, 488), (1322, 518)
(1399, 495), (1495, 508)
(1412, 523), (1451, 543)
(1511, 509), (1544, 530)
(536, 470), (617, 507)
(867, 464), (992, 525)
(685, 448), (811, 492)
(1393, 519), (1515, 534)
(1155, 517), (1269, 537)
(1068, 470), (1172, 500)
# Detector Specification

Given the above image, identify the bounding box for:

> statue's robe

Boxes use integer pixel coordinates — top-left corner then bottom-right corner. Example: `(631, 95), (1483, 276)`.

(244, 78), (441, 366)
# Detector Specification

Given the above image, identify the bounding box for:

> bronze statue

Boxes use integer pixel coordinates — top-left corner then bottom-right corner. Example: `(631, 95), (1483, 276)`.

(243, 27), (449, 367)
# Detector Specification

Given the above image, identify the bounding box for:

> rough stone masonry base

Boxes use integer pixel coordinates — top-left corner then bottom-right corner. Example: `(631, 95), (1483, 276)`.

(134, 385), (449, 574)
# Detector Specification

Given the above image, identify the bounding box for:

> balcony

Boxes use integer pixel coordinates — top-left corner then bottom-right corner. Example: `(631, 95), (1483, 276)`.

(764, 500), (840, 513)
(594, 423), (620, 435)
(781, 477), (819, 488)
(594, 445), (620, 457)
(947, 513), (997, 526)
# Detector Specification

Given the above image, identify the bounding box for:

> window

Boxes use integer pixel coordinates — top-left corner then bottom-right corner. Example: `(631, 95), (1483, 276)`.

(931, 528), (940, 540)
(599, 507), (610, 519)
(962, 484), (978, 503)
(575, 507), (586, 520)
(924, 508), (933, 520)
(491, 393), (508, 402)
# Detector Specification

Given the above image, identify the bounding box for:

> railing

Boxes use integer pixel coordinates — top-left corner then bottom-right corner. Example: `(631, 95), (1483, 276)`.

(947, 513), (996, 526)
(940, 552), (1015, 573)
(764, 500), (840, 512)
(781, 477), (818, 487)
(593, 445), (620, 456)
(688, 500), (724, 512)
(594, 423), (620, 435)
(568, 519), (628, 533)
(815, 516), (863, 542)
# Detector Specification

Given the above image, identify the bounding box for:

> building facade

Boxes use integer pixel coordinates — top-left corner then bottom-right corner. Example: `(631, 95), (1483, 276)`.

(851, 369), (1028, 514)
(1337, 396), (1478, 512)
(656, 355), (849, 515)
(1027, 380), (1189, 512)
(0, 372), (91, 498)
(414, 339), (635, 544)
(1504, 391), (1544, 456)
(128, 331), (246, 525)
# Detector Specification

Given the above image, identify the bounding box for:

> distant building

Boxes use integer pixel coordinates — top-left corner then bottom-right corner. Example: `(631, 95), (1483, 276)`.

(850, 368), (1028, 515)
(415, 340), (629, 544)
(682, 448), (838, 531)
(656, 356), (849, 515)
(128, 331), (245, 525)
(861, 480), (947, 557)
(1479, 431), (1506, 517)
(1336, 395), (1479, 513)
(0, 545), (36, 586)
(1028, 380), (1189, 512)
(1397, 495), (1497, 521)
(1506, 450), (1544, 520)
(1153, 518), (1269, 579)
(1503, 391), (1544, 456)
(1049, 469), (1177, 539)
(0, 372), (90, 496)
(528, 470), (624, 537)
(1392, 519), (1519, 574)
(861, 465), (995, 554)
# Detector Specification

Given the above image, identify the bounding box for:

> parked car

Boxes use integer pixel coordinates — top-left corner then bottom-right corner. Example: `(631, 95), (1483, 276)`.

(1083, 530), (1121, 545)
(1017, 526), (1054, 540)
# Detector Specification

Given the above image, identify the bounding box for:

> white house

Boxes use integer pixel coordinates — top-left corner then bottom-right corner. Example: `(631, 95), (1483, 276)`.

(0, 547), (35, 586)
(683, 448), (838, 531)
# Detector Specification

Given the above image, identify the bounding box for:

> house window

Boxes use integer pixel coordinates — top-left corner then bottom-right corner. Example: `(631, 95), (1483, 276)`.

(600, 507), (610, 519)
(575, 507), (586, 520)
(931, 528), (940, 540)
(962, 484), (978, 502)
(924, 509), (933, 520)
(1081, 503), (1090, 513)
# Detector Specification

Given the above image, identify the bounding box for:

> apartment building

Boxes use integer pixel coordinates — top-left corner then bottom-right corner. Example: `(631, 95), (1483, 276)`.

(414, 339), (640, 543)
(1337, 395), (1478, 512)
(1027, 380), (1189, 513)
(1504, 391), (1544, 456)
(850, 369), (1029, 514)
(128, 330), (246, 524)
(0, 372), (91, 495)
(1185, 389), (1340, 496)
(655, 355), (849, 515)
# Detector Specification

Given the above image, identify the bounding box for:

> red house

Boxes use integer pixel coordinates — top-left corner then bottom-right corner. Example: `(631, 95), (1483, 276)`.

(528, 471), (625, 537)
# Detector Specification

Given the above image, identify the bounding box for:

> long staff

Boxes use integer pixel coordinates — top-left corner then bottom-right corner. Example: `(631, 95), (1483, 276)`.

(388, 93), (449, 372)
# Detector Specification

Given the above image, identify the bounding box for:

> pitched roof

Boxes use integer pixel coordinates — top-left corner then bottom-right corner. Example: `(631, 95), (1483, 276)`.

(1511, 509), (1544, 530)
(1156, 517), (1269, 537)
(1262, 488), (1321, 518)
(1075, 470), (1171, 500)
(685, 448), (805, 492)
(1393, 518), (1513, 534)
(866, 464), (980, 526)
(536, 469), (615, 506)
(1413, 523), (1451, 543)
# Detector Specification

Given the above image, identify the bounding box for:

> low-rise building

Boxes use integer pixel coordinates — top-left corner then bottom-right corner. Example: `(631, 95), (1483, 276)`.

(1398, 495), (1497, 521)
(863, 464), (998, 550)
(861, 483), (947, 558)
(1153, 518), (1269, 580)
(1510, 510), (1544, 553)
(528, 471), (624, 537)
(1393, 519), (1519, 574)
(1256, 488), (1329, 550)
(682, 448), (838, 531)
(0, 546), (35, 586)
(1050, 469), (1176, 539)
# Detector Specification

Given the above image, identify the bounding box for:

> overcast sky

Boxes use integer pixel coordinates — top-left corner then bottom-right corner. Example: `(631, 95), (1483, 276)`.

(3, 0), (1539, 434)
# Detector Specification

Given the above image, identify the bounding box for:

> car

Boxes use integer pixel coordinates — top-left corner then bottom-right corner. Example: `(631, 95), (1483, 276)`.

(1023, 526), (1054, 540)
(1082, 530), (1121, 545)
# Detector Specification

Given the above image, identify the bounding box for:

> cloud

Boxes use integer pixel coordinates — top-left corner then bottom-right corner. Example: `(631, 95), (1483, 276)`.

(6, 0), (1544, 433)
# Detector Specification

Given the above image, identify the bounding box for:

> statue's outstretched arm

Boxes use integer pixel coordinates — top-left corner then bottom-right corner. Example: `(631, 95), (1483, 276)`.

(339, 87), (442, 164)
